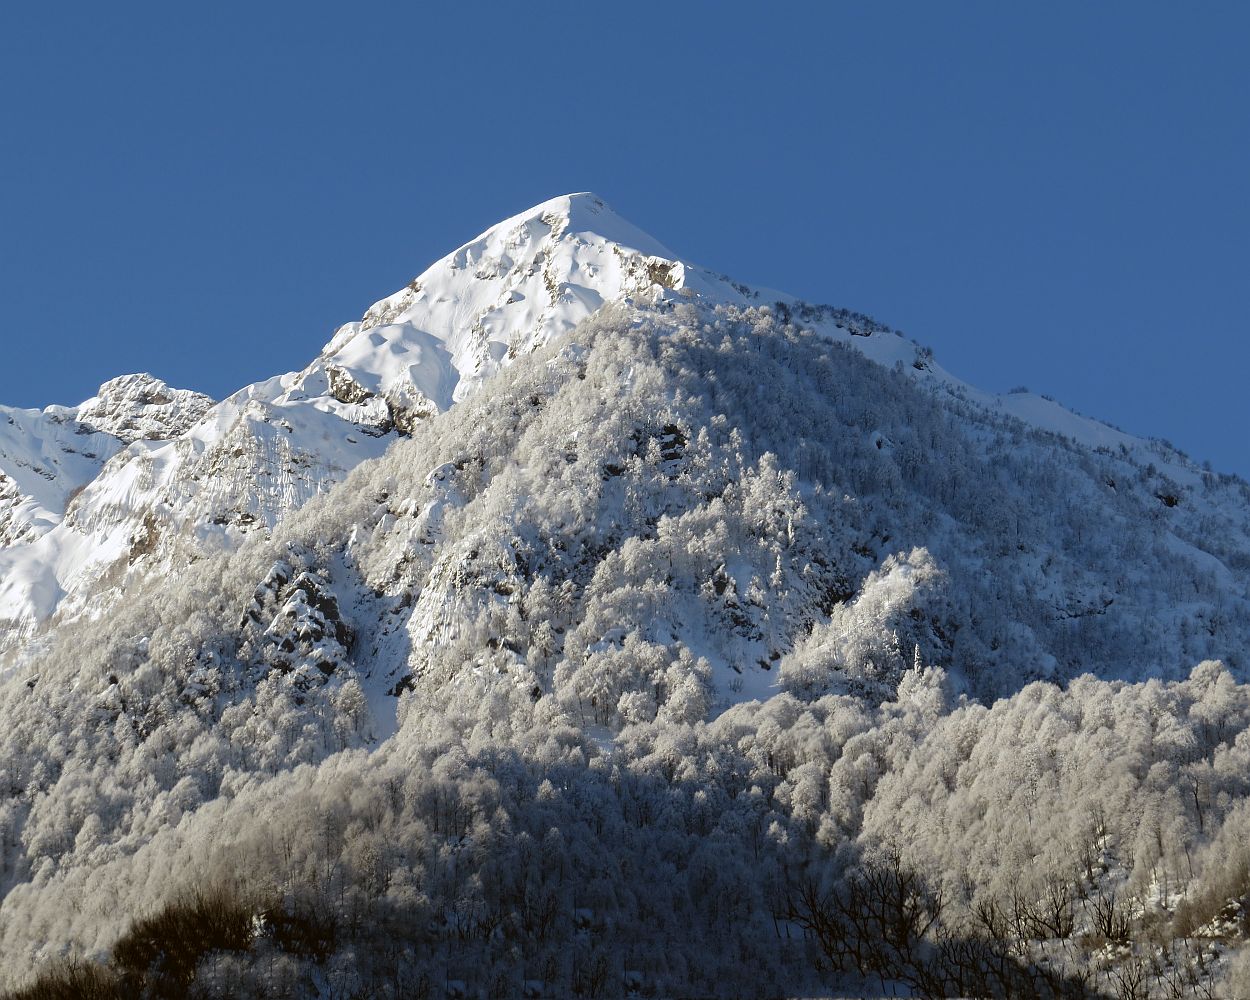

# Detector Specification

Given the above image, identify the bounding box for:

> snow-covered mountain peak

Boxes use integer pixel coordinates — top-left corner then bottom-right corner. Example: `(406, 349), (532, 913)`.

(0, 194), (794, 655)
(432, 192), (678, 276)
(0, 373), (212, 553)
(301, 194), (696, 420)
(10, 193), (1250, 997)
(533, 191), (677, 258)
(0, 192), (1230, 671)
(75, 372), (215, 443)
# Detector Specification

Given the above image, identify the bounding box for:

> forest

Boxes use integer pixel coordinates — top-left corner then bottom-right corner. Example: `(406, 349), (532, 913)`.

(3, 303), (1250, 997)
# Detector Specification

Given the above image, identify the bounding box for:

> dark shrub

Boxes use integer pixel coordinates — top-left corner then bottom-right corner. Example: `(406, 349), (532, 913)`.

(111, 885), (255, 995)
(263, 900), (338, 961)
(2, 960), (123, 1000)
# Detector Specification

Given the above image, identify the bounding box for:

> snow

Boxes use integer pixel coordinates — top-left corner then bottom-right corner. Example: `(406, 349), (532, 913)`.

(0, 382), (393, 654)
(299, 193), (691, 410)
(74, 373), (214, 443)
(0, 404), (122, 544)
(0, 191), (1235, 669)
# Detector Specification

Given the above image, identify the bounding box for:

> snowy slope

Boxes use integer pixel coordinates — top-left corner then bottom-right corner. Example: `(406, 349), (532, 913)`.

(0, 404), (119, 548)
(299, 193), (795, 409)
(0, 374), (212, 548)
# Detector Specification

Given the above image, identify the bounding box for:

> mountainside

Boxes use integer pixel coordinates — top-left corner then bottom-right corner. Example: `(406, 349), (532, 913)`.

(0, 194), (800, 660)
(4, 195), (1250, 997)
(3, 194), (1233, 672)
(0, 374), (212, 544)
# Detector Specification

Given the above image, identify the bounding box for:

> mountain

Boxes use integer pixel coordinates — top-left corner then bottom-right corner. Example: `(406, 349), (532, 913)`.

(0, 374), (212, 545)
(0, 194), (783, 659)
(3, 194), (1250, 997)
(2, 193), (1227, 671)
(4, 194), (1244, 684)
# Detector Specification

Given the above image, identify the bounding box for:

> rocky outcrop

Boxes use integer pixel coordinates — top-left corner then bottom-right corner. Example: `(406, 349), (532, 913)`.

(75, 373), (215, 443)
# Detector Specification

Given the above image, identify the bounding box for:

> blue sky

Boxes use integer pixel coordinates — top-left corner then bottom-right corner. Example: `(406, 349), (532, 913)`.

(2, 3), (1247, 474)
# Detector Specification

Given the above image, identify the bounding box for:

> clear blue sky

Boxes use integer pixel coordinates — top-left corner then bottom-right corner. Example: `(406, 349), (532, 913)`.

(2, 3), (1247, 474)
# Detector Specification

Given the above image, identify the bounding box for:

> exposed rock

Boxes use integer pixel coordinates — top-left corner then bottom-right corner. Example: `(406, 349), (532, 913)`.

(76, 373), (215, 442)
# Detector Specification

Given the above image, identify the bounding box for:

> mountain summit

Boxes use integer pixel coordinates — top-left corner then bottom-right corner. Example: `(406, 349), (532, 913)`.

(290, 192), (689, 420)
(0, 195), (1239, 664)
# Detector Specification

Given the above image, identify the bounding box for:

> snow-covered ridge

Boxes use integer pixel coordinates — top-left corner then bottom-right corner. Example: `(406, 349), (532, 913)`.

(0, 374), (214, 548)
(288, 193), (755, 419)
(75, 373), (215, 443)
(0, 192), (772, 650)
(0, 192), (1219, 658)
(0, 404), (119, 548)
